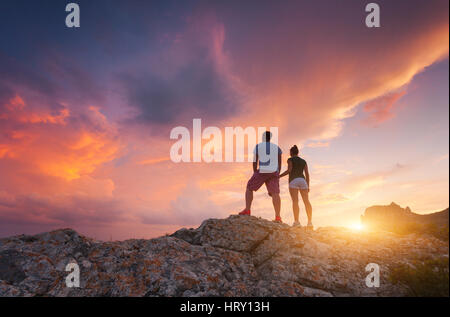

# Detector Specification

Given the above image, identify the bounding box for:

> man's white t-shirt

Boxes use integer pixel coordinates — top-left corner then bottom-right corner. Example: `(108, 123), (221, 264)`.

(253, 142), (282, 173)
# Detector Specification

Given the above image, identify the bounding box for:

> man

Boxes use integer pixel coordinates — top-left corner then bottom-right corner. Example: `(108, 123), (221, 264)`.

(239, 131), (283, 223)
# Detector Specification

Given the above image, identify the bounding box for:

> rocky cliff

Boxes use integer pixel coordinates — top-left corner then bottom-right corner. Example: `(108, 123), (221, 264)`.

(0, 215), (448, 297)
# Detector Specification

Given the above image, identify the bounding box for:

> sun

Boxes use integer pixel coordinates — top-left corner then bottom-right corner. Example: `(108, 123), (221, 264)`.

(348, 223), (364, 231)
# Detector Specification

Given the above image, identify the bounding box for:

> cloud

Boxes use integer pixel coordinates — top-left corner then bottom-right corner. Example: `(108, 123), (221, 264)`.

(0, 192), (124, 228)
(118, 14), (242, 128)
(362, 90), (407, 126)
(139, 181), (228, 226)
(0, 50), (103, 110)
(306, 141), (330, 148)
(138, 157), (171, 165)
(434, 153), (449, 164)
(169, 182), (227, 224)
(0, 53), (56, 100)
(214, 0), (449, 147)
(314, 193), (350, 206)
(0, 94), (121, 180)
(0, 173), (124, 238)
(310, 164), (353, 178)
(315, 164), (409, 202)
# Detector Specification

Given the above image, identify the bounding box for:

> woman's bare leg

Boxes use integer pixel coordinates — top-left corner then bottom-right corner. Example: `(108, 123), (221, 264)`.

(300, 189), (312, 224)
(289, 188), (299, 222)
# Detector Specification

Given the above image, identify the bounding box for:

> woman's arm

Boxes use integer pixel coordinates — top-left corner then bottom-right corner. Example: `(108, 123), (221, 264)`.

(279, 160), (292, 178)
(304, 162), (310, 191)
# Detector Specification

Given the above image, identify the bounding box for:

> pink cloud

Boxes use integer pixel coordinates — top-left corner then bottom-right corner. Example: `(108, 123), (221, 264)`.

(362, 90), (407, 126)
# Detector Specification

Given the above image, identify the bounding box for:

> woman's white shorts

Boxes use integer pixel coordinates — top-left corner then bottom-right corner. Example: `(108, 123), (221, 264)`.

(289, 177), (308, 190)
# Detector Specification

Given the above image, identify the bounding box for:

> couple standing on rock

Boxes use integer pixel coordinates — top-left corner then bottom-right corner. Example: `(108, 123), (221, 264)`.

(239, 131), (313, 229)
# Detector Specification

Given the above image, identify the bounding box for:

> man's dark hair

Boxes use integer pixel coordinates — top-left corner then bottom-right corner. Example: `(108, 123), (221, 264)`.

(263, 131), (272, 142)
(290, 145), (299, 155)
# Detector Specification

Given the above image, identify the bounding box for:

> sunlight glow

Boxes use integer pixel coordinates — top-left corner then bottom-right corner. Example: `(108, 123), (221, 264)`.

(348, 223), (364, 231)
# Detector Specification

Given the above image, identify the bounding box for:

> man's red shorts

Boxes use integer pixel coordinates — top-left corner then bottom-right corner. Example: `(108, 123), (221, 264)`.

(246, 171), (280, 194)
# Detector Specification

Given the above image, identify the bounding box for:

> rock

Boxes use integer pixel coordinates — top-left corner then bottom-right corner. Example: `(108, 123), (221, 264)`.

(0, 250), (27, 284)
(0, 215), (447, 297)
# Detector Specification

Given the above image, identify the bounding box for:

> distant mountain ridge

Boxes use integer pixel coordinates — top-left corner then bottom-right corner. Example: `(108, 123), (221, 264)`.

(361, 202), (449, 239)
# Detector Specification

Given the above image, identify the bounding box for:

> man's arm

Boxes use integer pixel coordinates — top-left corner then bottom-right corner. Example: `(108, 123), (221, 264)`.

(304, 162), (310, 191)
(280, 159), (292, 178)
(253, 152), (258, 173)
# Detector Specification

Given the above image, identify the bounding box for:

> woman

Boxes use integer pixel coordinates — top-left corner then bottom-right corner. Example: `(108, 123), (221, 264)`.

(280, 145), (313, 228)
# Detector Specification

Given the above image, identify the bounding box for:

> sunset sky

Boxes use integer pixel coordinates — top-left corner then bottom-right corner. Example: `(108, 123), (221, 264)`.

(0, 0), (448, 240)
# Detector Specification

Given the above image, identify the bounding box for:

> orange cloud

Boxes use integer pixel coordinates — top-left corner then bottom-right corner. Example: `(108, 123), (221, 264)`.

(224, 14), (449, 148)
(0, 95), (120, 181)
(21, 108), (70, 125)
(6, 95), (25, 111)
(0, 144), (11, 158)
(138, 157), (171, 165)
(2, 94), (70, 124)
(306, 141), (330, 148)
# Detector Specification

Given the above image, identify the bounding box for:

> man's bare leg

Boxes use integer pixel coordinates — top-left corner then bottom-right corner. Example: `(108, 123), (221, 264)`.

(271, 193), (281, 218)
(245, 189), (253, 211)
